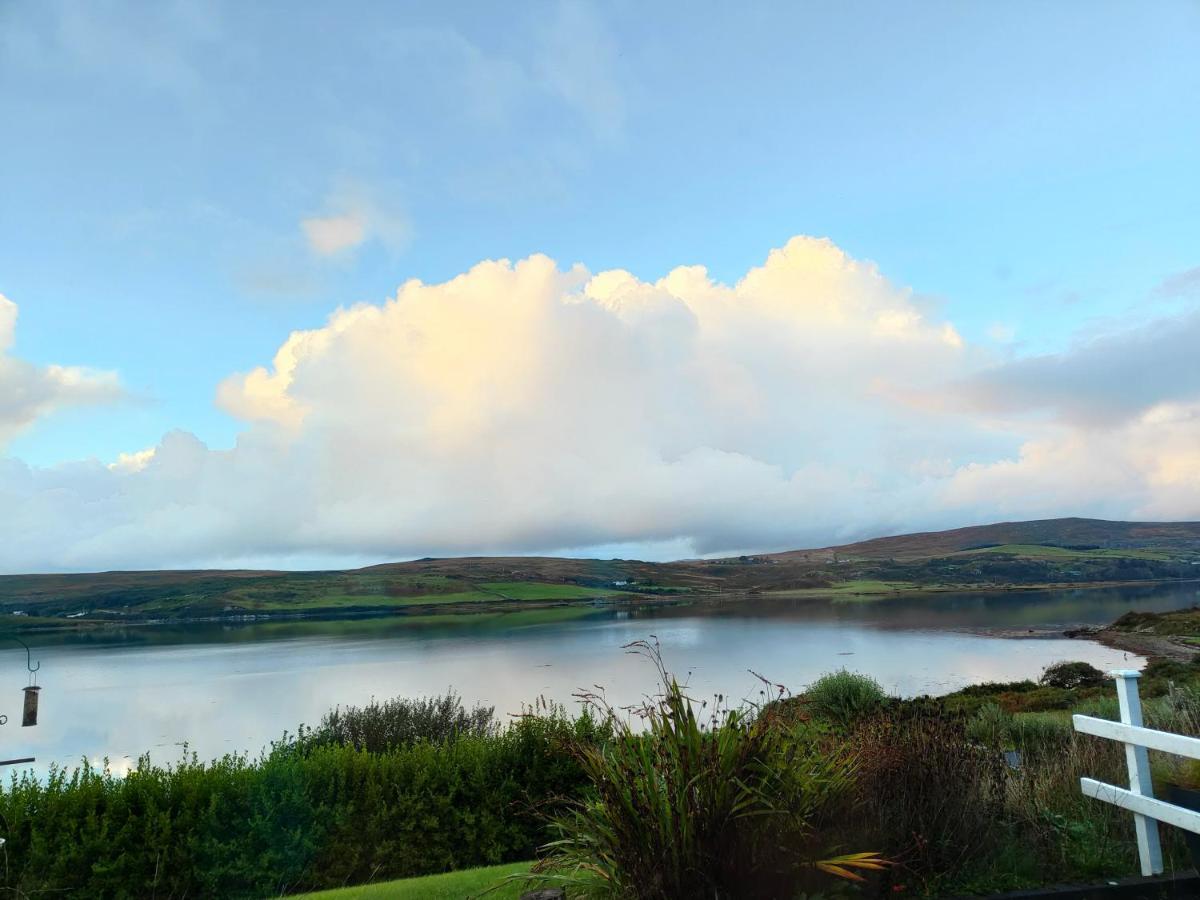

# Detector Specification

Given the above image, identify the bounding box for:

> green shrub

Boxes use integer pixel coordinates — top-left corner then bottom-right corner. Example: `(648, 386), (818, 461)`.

(536, 641), (884, 898)
(804, 669), (886, 726)
(0, 708), (608, 899)
(953, 679), (1040, 697)
(1040, 661), (1107, 690)
(1143, 658), (1194, 681)
(305, 690), (496, 752)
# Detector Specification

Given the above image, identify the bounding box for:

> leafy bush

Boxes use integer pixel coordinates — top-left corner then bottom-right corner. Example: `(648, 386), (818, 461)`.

(804, 669), (886, 726)
(0, 704), (608, 899)
(1143, 658), (1196, 681)
(536, 642), (884, 898)
(1040, 661), (1107, 690)
(306, 690), (496, 752)
(953, 679), (1040, 697)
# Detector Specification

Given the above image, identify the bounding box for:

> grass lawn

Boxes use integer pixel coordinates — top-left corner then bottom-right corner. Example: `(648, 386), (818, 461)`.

(225, 580), (627, 612)
(293, 862), (533, 899)
(479, 581), (626, 600)
(765, 580), (918, 599)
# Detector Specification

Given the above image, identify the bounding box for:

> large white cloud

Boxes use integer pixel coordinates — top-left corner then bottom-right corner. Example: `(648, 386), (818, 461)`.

(942, 401), (1200, 521)
(2, 238), (1198, 573)
(0, 294), (123, 447)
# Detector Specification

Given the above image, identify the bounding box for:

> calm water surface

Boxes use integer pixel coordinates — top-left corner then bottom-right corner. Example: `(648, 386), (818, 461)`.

(2, 582), (1198, 774)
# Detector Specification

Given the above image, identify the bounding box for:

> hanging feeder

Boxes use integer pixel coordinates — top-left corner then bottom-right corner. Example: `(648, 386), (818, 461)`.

(0, 638), (41, 767)
(15, 638), (39, 728)
(21, 685), (38, 728)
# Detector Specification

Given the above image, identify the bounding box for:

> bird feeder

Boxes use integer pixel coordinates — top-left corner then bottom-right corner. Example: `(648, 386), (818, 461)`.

(21, 685), (39, 728)
(13, 638), (40, 728)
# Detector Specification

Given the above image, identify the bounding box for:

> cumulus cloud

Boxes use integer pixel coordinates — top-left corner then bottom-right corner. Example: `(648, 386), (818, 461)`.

(0, 294), (124, 447)
(2, 237), (1199, 573)
(107, 446), (156, 473)
(942, 401), (1200, 521)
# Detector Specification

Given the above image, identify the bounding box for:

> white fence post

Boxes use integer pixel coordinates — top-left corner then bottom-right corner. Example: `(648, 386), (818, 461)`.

(1111, 669), (1163, 876)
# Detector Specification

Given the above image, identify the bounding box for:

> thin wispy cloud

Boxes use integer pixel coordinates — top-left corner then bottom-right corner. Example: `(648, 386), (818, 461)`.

(1153, 265), (1200, 300)
(534, 0), (626, 141)
(300, 183), (411, 260)
(302, 211), (368, 257)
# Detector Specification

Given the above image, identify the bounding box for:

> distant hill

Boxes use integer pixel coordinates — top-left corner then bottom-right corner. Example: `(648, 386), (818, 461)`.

(773, 518), (1200, 562)
(1, 518), (1198, 629)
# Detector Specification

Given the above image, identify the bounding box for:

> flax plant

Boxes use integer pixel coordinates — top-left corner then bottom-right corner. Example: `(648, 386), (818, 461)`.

(533, 639), (884, 898)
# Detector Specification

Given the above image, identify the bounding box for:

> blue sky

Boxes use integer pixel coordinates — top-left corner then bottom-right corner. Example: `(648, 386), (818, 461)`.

(1, 1), (1199, 571)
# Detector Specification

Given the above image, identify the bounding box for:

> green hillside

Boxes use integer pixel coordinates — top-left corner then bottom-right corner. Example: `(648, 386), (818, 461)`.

(2, 518), (1197, 631)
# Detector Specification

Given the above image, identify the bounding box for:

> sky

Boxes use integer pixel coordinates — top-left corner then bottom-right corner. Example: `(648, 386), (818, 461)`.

(1, 0), (1199, 573)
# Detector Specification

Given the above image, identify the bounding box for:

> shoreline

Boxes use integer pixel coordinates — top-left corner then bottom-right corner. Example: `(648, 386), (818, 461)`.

(1066, 625), (1199, 662)
(1, 577), (1195, 638)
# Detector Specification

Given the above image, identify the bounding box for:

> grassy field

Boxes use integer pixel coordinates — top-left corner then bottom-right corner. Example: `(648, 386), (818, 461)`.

(293, 862), (532, 899)
(0, 569), (633, 622)
(765, 579), (920, 599)
(477, 581), (623, 600)
(230, 581), (628, 610)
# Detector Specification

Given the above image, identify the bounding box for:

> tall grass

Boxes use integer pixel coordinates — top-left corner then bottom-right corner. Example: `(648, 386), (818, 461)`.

(535, 641), (884, 898)
(845, 703), (1008, 891)
(959, 682), (1200, 886)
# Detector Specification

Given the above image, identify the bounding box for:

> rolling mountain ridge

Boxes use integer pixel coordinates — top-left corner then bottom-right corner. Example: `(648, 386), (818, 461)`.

(1, 518), (1198, 627)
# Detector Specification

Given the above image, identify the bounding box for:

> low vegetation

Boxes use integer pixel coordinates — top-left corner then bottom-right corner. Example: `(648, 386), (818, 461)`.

(1110, 606), (1200, 638)
(535, 642), (884, 898)
(6, 650), (1200, 897)
(0, 699), (608, 898)
(304, 690), (497, 752)
(803, 669), (886, 726)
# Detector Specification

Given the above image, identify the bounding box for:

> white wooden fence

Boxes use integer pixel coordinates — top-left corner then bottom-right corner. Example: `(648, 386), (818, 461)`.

(1074, 669), (1200, 876)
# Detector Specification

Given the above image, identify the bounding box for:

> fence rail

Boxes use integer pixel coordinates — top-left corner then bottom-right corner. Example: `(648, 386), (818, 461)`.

(1073, 668), (1200, 877)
